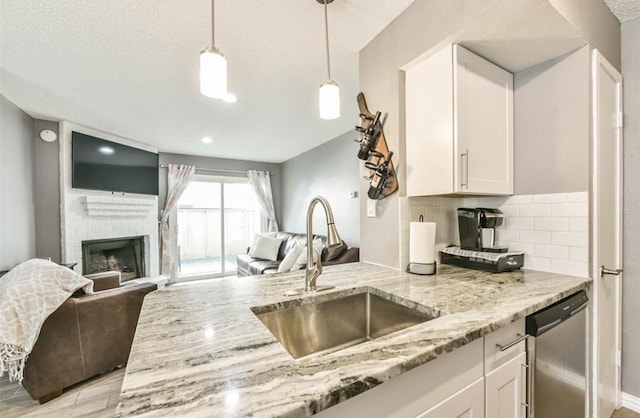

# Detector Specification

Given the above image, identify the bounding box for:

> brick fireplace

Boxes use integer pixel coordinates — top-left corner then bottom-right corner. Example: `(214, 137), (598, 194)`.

(82, 236), (146, 281)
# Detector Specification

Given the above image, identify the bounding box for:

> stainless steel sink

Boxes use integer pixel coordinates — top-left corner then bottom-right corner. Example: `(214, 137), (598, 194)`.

(251, 288), (440, 359)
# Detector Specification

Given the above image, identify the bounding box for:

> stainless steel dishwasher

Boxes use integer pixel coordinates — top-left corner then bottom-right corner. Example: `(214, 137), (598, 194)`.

(525, 290), (588, 418)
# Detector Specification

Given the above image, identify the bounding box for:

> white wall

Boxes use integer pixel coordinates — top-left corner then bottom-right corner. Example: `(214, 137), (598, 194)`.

(281, 131), (360, 247)
(621, 17), (640, 400)
(514, 46), (590, 195)
(0, 94), (35, 270)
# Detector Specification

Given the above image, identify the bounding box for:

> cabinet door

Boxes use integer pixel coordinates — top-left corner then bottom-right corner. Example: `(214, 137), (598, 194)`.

(485, 351), (527, 418)
(405, 45), (454, 196)
(417, 377), (485, 418)
(454, 45), (513, 195)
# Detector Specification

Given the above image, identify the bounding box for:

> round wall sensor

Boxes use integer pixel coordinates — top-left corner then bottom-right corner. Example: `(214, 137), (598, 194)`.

(39, 129), (58, 143)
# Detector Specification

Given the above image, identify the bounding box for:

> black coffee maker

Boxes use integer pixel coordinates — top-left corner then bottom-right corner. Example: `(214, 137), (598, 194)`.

(457, 208), (507, 253)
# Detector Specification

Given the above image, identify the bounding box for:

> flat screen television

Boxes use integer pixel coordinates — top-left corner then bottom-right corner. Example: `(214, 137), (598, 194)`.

(72, 131), (159, 195)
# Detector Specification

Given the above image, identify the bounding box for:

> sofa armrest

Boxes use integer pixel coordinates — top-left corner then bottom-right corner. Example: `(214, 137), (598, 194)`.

(324, 247), (359, 266)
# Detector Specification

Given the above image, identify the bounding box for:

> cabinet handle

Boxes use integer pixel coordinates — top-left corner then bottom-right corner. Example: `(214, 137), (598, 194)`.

(495, 333), (529, 352)
(460, 148), (469, 188)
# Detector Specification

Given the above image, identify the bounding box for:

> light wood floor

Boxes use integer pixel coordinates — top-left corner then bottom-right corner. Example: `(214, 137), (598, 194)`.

(1, 367), (639, 417)
(0, 368), (124, 417)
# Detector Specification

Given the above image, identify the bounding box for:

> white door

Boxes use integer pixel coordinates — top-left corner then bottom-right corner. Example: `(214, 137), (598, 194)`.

(418, 378), (485, 418)
(454, 45), (514, 195)
(591, 49), (623, 418)
(485, 352), (527, 418)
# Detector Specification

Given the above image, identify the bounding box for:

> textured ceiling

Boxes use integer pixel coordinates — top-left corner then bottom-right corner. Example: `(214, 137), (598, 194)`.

(603, 0), (640, 22)
(0, 0), (415, 162)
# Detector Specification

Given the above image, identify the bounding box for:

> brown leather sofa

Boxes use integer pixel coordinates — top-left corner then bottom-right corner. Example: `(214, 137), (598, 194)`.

(236, 232), (359, 277)
(21, 278), (156, 403)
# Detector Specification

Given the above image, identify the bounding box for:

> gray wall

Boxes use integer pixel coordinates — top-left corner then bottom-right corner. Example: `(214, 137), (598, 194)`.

(514, 46), (590, 195)
(281, 131), (360, 247)
(622, 17), (640, 400)
(34, 120), (61, 262)
(549, 0), (621, 70)
(158, 153), (283, 225)
(0, 94), (36, 270)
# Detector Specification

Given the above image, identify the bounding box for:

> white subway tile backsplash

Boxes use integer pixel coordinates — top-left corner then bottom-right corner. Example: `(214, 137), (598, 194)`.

(534, 217), (569, 231)
(504, 242), (535, 256)
(498, 205), (519, 217)
(533, 193), (567, 204)
(552, 231), (588, 247)
(525, 257), (552, 271)
(566, 191), (589, 202)
(519, 230), (552, 244)
(496, 229), (520, 242)
(551, 203), (589, 217)
(551, 259), (589, 278)
(504, 195), (532, 205)
(569, 218), (589, 232)
(519, 204), (551, 217)
(506, 217), (534, 230)
(570, 247), (589, 262)
(402, 192), (589, 277)
(535, 244), (569, 260)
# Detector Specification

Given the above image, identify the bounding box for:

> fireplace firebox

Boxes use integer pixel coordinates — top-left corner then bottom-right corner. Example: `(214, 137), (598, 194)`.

(81, 236), (145, 281)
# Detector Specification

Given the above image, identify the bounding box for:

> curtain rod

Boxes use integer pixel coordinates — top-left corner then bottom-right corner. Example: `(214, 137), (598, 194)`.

(159, 164), (274, 176)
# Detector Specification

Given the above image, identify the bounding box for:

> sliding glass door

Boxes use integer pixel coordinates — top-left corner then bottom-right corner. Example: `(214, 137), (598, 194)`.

(175, 175), (260, 280)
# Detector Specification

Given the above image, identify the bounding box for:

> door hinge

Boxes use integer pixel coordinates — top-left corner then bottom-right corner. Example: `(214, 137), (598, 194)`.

(616, 350), (622, 367)
(616, 112), (624, 129)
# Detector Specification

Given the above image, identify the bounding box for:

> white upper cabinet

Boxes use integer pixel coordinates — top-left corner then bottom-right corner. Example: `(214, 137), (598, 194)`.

(405, 44), (514, 196)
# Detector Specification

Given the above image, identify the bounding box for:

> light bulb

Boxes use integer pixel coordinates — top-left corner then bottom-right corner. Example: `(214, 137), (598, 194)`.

(319, 81), (340, 120)
(200, 47), (227, 98)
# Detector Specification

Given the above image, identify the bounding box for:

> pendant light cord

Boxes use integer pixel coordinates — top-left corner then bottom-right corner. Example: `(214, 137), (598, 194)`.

(211, 0), (216, 46)
(323, 0), (331, 80)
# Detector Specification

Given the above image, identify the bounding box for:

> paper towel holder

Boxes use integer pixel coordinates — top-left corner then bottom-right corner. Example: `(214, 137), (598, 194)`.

(408, 262), (436, 275)
(407, 214), (437, 275)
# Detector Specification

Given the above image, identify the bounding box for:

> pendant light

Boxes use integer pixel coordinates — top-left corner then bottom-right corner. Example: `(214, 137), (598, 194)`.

(200, 0), (227, 98)
(317, 0), (340, 120)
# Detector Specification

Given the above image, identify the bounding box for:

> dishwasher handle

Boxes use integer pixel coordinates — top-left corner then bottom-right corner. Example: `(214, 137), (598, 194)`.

(496, 333), (530, 352)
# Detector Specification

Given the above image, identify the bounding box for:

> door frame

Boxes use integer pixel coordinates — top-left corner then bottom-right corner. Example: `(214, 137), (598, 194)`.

(590, 48), (623, 417)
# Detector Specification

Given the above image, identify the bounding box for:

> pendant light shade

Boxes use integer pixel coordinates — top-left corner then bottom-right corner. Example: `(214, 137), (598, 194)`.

(200, 0), (228, 99)
(319, 80), (340, 120)
(200, 47), (227, 98)
(317, 0), (340, 120)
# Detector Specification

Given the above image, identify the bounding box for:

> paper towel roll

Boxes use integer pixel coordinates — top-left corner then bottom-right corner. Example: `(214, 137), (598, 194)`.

(410, 222), (436, 264)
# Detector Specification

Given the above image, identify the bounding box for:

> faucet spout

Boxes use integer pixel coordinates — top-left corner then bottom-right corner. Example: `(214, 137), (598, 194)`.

(304, 196), (342, 292)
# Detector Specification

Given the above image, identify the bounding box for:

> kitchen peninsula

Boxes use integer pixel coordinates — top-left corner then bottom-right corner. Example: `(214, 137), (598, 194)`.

(116, 262), (590, 417)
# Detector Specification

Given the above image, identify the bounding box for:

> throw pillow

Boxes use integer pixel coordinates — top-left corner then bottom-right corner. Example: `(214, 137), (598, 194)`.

(249, 235), (282, 261)
(249, 232), (277, 253)
(277, 244), (304, 273)
(293, 238), (324, 270)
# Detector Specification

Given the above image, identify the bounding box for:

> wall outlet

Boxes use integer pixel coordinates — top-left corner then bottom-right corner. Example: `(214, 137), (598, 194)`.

(367, 199), (377, 218)
(349, 191), (358, 198)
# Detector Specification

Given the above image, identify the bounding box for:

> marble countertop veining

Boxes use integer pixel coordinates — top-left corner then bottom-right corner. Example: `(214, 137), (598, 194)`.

(116, 262), (590, 417)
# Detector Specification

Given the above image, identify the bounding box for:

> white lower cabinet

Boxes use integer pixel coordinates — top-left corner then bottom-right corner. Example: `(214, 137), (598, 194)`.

(316, 323), (528, 418)
(417, 377), (485, 418)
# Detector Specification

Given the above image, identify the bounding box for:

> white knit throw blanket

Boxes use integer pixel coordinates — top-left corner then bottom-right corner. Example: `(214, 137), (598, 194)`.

(0, 259), (93, 382)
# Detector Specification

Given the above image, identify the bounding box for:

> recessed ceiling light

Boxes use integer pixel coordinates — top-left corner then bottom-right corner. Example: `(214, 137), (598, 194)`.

(99, 146), (115, 155)
(202, 137), (214, 144)
(222, 93), (238, 103)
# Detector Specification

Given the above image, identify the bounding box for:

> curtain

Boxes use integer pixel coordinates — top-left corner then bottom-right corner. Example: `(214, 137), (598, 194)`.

(248, 170), (279, 232)
(159, 164), (196, 276)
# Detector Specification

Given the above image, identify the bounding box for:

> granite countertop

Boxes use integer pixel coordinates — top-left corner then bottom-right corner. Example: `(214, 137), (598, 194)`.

(116, 262), (590, 417)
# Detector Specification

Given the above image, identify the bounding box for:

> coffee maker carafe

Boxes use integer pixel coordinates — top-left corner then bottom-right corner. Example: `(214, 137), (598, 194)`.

(457, 208), (507, 253)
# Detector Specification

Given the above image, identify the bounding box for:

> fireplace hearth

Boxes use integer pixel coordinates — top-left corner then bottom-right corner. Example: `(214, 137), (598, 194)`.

(82, 236), (146, 281)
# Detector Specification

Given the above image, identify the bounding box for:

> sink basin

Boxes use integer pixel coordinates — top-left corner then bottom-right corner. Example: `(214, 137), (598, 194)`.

(251, 287), (440, 359)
